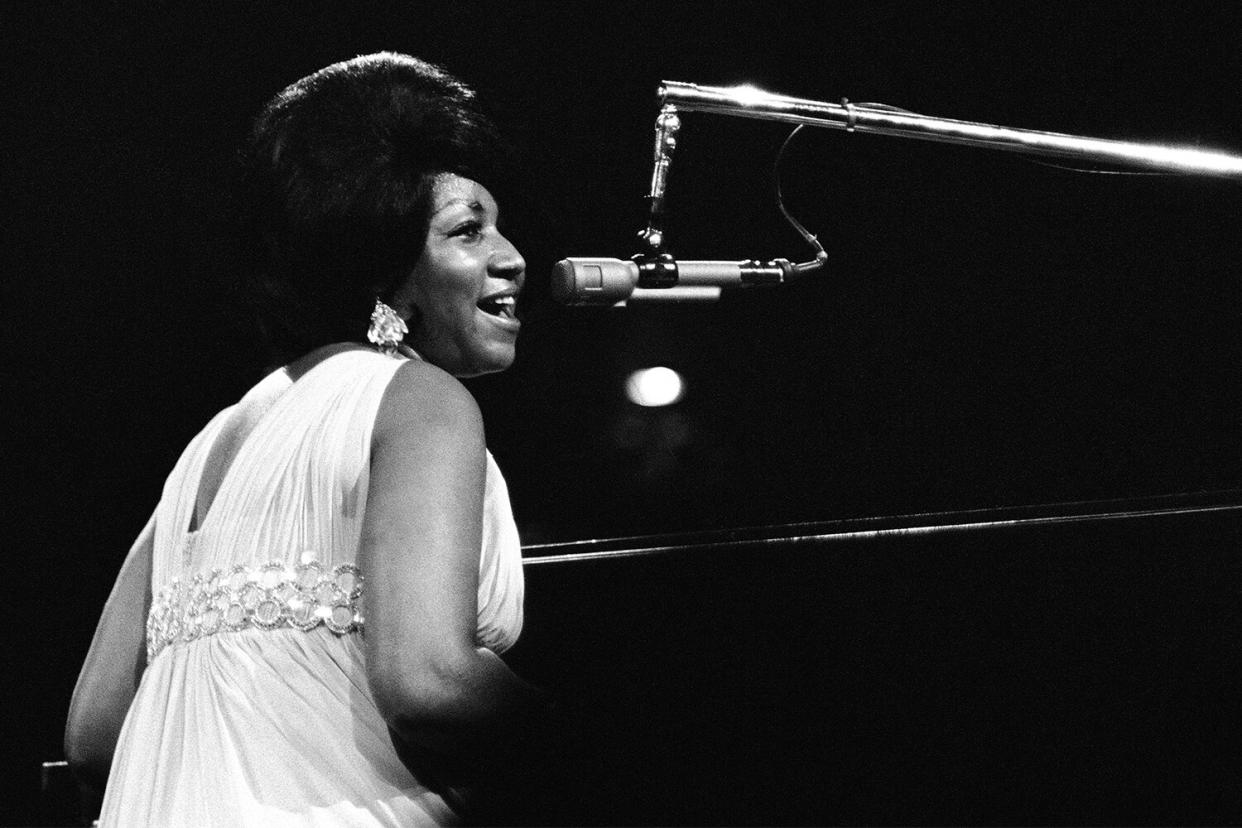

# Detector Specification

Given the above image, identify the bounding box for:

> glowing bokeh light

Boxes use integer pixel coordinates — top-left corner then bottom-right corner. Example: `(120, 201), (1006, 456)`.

(626, 367), (685, 407)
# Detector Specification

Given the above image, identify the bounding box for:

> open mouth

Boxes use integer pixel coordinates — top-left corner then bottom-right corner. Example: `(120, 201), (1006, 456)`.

(477, 295), (517, 319)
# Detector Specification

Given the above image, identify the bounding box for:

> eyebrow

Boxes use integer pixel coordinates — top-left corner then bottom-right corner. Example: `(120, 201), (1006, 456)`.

(431, 198), (485, 217)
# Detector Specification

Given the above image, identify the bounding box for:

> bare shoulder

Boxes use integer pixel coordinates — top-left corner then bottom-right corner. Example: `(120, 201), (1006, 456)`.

(372, 358), (484, 448)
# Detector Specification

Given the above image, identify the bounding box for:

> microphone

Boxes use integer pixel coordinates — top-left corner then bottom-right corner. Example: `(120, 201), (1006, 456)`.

(551, 256), (793, 306)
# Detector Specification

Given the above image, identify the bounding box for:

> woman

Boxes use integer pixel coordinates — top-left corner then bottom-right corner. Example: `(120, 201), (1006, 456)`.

(65, 52), (547, 825)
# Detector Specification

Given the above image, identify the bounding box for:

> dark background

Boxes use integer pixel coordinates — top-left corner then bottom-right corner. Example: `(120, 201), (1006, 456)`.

(5, 2), (1241, 823)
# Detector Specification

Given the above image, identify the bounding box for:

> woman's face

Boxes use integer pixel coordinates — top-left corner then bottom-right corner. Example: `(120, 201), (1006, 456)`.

(391, 173), (526, 377)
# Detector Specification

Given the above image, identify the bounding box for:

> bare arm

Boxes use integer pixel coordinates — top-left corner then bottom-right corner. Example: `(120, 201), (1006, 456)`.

(65, 511), (155, 792)
(360, 360), (547, 779)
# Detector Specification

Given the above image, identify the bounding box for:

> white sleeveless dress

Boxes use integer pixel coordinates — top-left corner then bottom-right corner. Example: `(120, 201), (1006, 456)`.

(98, 349), (525, 827)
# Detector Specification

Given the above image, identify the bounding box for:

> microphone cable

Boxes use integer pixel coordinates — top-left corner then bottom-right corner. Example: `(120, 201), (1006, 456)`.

(773, 124), (829, 276)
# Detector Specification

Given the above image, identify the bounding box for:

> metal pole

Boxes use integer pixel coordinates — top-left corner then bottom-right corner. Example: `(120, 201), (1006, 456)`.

(660, 81), (1242, 178)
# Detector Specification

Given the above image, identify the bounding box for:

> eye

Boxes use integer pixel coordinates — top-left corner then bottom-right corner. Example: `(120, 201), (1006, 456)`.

(448, 219), (484, 241)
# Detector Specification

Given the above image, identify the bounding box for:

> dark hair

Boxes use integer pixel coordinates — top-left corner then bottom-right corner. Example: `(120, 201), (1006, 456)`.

(238, 52), (509, 364)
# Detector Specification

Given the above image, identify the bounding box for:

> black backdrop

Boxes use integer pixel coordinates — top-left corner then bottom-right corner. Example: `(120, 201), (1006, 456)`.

(6, 3), (1241, 823)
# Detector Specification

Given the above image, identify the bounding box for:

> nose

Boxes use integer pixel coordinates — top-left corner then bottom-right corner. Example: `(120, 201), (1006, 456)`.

(488, 232), (525, 285)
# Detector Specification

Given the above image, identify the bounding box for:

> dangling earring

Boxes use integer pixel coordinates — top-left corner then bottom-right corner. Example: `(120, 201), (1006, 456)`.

(367, 298), (408, 356)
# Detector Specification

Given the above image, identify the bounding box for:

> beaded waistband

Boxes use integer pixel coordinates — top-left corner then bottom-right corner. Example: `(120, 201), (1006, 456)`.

(146, 561), (364, 662)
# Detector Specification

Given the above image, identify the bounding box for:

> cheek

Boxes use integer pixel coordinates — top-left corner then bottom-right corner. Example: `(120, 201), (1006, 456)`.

(409, 278), (478, 347)
(411, 254), (479, 310)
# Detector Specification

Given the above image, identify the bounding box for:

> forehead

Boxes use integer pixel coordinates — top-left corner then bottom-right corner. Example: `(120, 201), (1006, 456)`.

(429, 173), (496, 214)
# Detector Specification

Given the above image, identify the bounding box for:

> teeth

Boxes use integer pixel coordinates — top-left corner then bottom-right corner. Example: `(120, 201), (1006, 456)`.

(480, 295), (516, 317)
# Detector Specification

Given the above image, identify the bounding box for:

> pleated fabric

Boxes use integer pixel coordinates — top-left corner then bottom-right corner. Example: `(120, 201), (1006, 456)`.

(99, 349), (524, 826)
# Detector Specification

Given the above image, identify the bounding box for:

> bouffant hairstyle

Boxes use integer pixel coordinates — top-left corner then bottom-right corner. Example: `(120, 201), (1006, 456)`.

(239, 52), (508, 364)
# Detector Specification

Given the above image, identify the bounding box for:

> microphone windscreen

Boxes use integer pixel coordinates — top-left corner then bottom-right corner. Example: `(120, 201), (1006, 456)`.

(550, 258), (639, 305)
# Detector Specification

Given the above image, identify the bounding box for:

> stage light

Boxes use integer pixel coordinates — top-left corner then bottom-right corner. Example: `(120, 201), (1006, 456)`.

(626, 367), (685, 407)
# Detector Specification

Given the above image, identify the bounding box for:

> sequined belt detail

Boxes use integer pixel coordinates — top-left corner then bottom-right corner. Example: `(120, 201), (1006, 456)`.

(146, 561), (364, 662)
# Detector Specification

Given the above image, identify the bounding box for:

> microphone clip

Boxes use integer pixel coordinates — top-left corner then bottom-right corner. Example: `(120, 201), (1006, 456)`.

(631, 253), (679, 289)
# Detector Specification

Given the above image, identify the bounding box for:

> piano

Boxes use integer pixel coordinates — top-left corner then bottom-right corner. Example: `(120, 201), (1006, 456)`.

(509, 490), (1242, 824)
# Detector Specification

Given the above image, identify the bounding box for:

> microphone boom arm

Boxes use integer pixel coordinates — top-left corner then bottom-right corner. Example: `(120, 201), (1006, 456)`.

(659, 80), (1242, 178)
